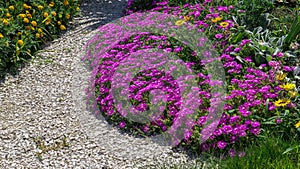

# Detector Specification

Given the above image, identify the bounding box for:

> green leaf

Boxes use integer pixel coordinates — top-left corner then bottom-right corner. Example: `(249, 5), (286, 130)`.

(265, 99), (269, 113)
(285, 15), (300, 45)
(283, 145), (300, 155)
(266, 55), (272, 62)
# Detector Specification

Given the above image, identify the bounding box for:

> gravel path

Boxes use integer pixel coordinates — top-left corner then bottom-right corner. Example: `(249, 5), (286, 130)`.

(0, 0), (215, 168)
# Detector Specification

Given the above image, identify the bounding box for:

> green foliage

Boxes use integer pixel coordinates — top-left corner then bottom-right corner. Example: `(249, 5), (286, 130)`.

(285, 13), (300, 45)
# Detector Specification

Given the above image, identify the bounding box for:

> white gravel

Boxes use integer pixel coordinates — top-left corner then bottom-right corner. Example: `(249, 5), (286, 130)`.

(0, 0), (217, 168)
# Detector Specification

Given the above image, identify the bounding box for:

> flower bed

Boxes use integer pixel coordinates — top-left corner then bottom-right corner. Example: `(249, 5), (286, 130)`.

(84, 0), (300, 159)
(0, 0), (80, 77)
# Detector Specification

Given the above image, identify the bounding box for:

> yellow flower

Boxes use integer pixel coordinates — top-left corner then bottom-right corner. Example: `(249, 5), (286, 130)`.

(31, 21), (37, 27)
(31, 26), (35, 31)
(280, 83), (296, 91)
(76, 7), (80, 11)
(66, 14), (70, 19)
(183, 16), (191, 21)
(175, 20), (185, 26)
(38, 28), (43, 33)
(27, 13), (32, 19)
(57, 21), (61, 25)
(23, 4), (31, 9)
(211, 18), (218, 23)
(288, 91), (298, 98)
(23, 4), (28, 9)
(19, 14), (26, 18)
(64, 0), (69, 5)
(38, 5), (43, 10)
(295, 121), (300, 128)
(17, 32), (22, 35)
(60, 25), (66, 30)
(17, 40), (24, 46)
(49, 2), (55, 7)
(51, 11), (57, 16)
(6, 13), (11, 18)
(36, 33), (40, 38)
(220, 22), (229, 28)
(212, 17), (222, 23)
(23, 18), (29, 24)
(45, 19), (51, 25)
(3, 19), (9, 25)
(275, 72), (287, 81)
(0, 33), (4, 38)
(8, 6), (14, 11)
(5, 41), (9, 47)
(25, 26), (31, 30)
(274, 98), (291, 107)
(44, 12), (49, 18)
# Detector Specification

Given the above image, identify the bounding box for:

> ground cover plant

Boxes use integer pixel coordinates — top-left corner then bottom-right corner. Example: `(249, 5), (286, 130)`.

(84, 0), (300, 167)
(0, 0), (81, 77)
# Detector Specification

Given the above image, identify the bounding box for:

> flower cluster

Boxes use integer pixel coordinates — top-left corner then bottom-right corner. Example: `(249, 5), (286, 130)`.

(0, 0), (80, 76)
(84, 0), (300, 158)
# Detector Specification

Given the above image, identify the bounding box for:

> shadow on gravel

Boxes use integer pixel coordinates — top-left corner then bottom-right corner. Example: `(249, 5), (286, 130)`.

(69, 0), (128, 35)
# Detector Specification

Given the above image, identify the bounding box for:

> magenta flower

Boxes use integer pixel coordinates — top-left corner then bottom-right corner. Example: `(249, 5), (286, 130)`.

(251, 121), (260, 128)
(213, 128), (223, 136)
(217, 141), (227, 149)
(119, 121), (126, 128)
(174, 46), (183, 52)
(194, 11), (200, 17)
(215, 33), (223, 39)
(229, 149), (236, 157)
(275, 118), (283, 124)
(222, 125), (233, 134)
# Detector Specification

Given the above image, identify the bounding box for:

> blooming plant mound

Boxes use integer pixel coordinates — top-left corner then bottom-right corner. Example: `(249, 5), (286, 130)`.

(83, 0), (300, 157)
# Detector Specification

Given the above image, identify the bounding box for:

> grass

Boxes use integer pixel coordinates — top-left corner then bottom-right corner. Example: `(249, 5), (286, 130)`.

(161, 133), (300, 169)
(219, 134), (300, 169)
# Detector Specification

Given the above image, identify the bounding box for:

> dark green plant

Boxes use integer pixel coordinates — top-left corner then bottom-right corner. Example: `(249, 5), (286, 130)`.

(284, 14), (300, 45)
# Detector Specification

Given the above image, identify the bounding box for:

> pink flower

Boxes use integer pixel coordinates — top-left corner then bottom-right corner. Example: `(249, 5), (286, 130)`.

(215, 33), (223, 39)
(229, 149), (236, 157)
(194, 11), (200, 17)
(238, 151), (246, 157)
(217, 141), (227, 149)
(275, 118), (283, 124)
(119, 121), (126, 128)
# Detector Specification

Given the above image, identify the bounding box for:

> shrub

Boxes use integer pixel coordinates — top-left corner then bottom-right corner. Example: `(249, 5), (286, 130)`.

(0, 0), (80, 77)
